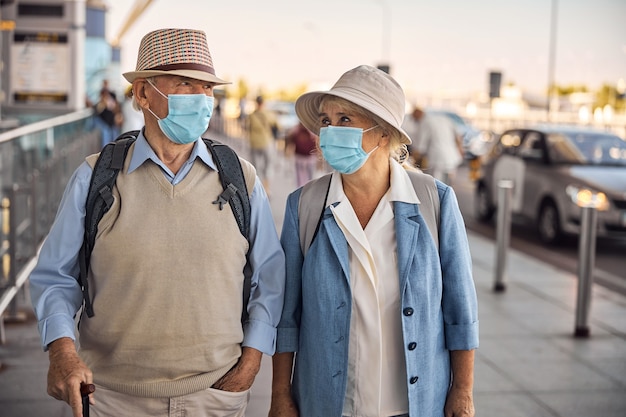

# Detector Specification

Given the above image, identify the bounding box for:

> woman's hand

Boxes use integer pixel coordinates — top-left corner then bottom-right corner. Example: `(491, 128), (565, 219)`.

(444, 385), (475, 417)
(268, 391), (299, 417)
(268, 352), (298, 416)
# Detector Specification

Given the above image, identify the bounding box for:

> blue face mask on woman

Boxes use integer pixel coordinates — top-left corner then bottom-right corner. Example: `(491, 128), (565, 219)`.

(146, 79), (214, 145)
(319, 125), (379, 174)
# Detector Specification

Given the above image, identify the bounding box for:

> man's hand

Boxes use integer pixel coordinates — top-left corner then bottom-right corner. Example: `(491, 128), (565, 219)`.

(47, 338), (94, 417)
(211, 347), (262, 392)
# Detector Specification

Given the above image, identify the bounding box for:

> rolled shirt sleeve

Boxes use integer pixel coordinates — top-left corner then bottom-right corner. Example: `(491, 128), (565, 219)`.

(242, 178), (286, 355)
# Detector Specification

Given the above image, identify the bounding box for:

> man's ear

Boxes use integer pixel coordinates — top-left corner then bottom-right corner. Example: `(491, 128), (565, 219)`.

(134, 80), (149, 108)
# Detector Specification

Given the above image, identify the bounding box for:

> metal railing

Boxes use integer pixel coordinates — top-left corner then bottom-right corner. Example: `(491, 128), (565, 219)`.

(0, 109), (100, 342)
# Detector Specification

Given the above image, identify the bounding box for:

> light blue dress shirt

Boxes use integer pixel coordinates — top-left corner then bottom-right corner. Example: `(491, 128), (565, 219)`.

(29, 132), (285, 355)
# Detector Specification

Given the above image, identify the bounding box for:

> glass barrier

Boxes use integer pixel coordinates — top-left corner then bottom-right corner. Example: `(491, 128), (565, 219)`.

(0, 110), (100, 321)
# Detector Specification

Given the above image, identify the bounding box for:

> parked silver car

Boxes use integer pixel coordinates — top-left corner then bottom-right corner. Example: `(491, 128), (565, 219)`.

(475, 126), (626, 244)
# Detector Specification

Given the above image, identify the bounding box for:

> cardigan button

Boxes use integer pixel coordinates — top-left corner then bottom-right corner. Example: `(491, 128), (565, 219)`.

(408, 342), (417, 350)
(403, 307), (414, 316)
(410, 376), (419, 384)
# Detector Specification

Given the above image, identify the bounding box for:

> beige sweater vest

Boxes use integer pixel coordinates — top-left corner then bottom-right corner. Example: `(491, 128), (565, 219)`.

(80, 143), (256, 398)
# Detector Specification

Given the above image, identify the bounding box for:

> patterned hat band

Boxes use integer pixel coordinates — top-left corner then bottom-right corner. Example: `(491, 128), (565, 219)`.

(146, 63), (216, 75)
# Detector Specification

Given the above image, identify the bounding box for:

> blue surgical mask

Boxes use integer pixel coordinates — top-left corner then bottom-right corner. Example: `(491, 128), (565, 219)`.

(146, 79), (214, 144)
(319, 125), (379, 174)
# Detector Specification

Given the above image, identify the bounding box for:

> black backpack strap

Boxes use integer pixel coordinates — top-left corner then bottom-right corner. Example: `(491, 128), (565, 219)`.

(79, 131), (138, 317)
(205, 138), (251, 239)
(204, 138), (252, 322)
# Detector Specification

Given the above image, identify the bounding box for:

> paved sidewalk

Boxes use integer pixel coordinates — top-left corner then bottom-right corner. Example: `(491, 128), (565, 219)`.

(1, 131), (625, 416)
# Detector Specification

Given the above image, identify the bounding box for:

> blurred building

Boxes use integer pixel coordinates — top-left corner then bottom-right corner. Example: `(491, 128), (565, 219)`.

(0, 0), (120, 123)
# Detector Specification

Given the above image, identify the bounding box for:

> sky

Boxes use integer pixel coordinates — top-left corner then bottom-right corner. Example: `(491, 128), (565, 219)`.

(105, 0), (626, 103)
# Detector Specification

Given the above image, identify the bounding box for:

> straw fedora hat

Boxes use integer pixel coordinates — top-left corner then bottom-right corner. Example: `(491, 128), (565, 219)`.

(295, 65), (411, 144)
(123, 28), (229, 85)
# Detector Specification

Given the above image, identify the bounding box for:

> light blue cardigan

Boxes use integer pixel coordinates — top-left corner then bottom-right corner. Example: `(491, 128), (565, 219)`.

(276, 177), (479, 417)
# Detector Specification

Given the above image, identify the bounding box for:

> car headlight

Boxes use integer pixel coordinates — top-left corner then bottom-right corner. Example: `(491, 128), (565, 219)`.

(565, 185), (610, 211)
(467, 130), (495, 156)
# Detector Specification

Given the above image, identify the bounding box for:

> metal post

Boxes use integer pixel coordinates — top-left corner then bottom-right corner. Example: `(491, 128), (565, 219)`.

(7, 184), (17, 319)
(494, 180), (513, 292)
(546, 0), (558, 122)
(0, 196), (6, 345)
(574, 206), (597, 338)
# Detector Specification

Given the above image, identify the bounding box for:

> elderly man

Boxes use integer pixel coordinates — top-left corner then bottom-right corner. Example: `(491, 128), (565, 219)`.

(30, 28), (285, 417)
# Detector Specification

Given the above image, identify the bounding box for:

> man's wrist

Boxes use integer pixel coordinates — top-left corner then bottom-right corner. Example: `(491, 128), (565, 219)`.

(48, 337), (76, 355)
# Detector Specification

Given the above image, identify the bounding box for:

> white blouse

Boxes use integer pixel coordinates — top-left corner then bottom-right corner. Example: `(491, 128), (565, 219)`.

(329, 159), (419, 417)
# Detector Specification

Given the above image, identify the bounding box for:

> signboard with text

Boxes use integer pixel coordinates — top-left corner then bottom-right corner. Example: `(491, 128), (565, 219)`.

(10, 32), (69, 104)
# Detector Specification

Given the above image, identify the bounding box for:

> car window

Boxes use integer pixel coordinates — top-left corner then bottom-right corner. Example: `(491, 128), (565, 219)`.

(517, 132), (544, 160)
(490, 131), (522, 158)
(545, 133), (585, 163)
(547, 132), (626, 166)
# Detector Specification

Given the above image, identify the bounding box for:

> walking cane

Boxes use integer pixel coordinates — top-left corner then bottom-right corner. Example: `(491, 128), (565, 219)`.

(80, 383), (96, 417)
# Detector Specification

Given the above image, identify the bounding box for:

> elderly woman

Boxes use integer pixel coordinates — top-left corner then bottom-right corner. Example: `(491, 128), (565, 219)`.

(269, 65), (479, 417)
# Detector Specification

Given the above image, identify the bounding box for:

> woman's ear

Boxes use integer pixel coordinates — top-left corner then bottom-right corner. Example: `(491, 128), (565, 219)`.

(380, 129), (391, 146)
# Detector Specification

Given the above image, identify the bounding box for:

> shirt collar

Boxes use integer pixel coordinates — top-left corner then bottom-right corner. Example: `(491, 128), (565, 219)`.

(127, 131), (217, 174)
(326, 158), (420, 208)
(388, 158), (420, 204)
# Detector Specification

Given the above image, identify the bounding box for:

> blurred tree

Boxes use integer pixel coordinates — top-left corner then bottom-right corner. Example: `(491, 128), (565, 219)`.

(549, 83), (625, 113)
(238, 79), (249, 100)
(557, 85), (588, 95)
(595, 84), (625, 111)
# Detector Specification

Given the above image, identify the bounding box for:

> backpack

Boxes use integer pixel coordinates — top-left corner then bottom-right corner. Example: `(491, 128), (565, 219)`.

(78, 130), (252, 320)
(298, 170), (440, 256)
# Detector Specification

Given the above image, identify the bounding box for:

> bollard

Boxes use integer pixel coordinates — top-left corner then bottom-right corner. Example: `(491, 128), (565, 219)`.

(1, 197), (10, 283)
(493, 180), (513, 292)
(574, 206), (597, 338)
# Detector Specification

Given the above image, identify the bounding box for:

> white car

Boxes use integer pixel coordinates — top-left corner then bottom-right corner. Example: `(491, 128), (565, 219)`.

(475, 126), (626, 245)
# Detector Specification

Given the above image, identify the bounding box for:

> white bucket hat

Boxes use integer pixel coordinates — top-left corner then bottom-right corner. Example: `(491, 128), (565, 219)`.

(123, 28), (229, 85)
(295, 65), (411, 144)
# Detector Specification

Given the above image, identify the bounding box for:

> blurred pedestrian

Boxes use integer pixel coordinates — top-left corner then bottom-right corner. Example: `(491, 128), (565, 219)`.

(239, 97), (247, 124)
(120, 84), (144, 133)
(247, 95), (278, 192)
(270, 65), (478, 417)
(403, 107), (463, 185)
(29, 28), (285, 417)
(93, 81), (121, 148)
(285, 121), (319, 187)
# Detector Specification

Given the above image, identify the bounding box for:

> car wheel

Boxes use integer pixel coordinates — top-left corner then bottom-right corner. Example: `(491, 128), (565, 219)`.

(537, 201), (562, 245)
(475, 183), (494, 222)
